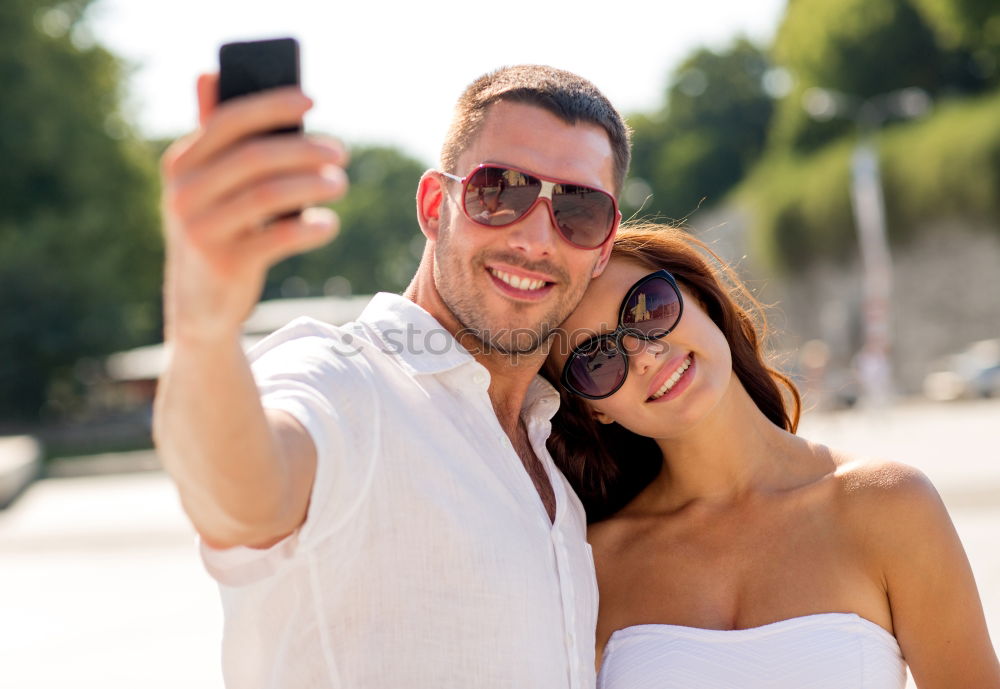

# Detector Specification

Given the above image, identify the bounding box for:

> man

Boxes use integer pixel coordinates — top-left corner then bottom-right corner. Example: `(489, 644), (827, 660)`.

(155, 64), (630, 688)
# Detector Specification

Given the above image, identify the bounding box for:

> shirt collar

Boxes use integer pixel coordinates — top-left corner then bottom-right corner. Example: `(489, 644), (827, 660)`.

(358, 292), (475, 376)
(522, 375), (562, 423)
(359, 293), (563, 421)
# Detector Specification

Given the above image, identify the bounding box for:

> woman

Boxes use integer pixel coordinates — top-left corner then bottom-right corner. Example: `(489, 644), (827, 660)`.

(545, 223), (1000, 688)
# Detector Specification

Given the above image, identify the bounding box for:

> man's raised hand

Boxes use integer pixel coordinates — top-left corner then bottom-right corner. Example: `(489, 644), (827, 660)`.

(160, 73), (348, 345)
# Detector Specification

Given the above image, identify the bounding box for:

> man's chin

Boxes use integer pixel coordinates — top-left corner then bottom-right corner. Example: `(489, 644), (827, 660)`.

(453, 320), (554, 359)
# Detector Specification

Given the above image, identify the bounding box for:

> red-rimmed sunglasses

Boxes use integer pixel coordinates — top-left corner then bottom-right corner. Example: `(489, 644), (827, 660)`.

(439, 163), (620, 249)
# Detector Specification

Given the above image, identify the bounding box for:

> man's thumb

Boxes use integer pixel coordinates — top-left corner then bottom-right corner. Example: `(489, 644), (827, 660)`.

(197, 73), (220, 127)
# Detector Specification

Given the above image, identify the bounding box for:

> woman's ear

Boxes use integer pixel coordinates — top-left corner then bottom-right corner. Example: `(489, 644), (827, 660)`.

(592, 408), (615, 425)
(416, 170), (445, 241)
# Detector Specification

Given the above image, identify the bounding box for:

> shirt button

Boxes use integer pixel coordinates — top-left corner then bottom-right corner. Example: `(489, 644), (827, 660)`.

(472, 372), (487, 385)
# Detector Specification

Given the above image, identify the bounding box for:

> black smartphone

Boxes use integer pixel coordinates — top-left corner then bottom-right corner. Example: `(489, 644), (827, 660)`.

(219, 38), (303, 220)
(218, 37), (302, 135)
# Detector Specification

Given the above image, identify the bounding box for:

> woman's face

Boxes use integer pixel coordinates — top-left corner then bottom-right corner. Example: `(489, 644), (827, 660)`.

(551, 258), (734, 439)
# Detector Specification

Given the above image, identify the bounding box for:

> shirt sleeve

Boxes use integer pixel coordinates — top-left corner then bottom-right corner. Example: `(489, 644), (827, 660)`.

(200, 317), (379, 586)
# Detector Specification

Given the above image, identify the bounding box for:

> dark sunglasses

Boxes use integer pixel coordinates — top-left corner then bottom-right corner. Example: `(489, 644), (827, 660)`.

(560, 270), (684, 400)
(439, 163), (620, 249)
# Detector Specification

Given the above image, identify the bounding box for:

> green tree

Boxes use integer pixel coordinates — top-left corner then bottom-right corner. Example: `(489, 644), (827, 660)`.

(741, 89), (1000, 270)
(626, 39), (774, 220)
(736, 0), (1000, 272)
(266, 145), (428, 297)
(0, 0), (162, 422)
(769, 0), (977, 152)
(911, 0), (1000, 85)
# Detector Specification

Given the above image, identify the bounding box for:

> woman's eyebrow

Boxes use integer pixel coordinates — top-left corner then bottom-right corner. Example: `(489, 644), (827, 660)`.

(568, 320), (618, 346)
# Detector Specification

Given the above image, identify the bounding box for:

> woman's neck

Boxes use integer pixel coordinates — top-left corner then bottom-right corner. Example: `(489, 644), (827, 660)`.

(638, 376), (820, 512)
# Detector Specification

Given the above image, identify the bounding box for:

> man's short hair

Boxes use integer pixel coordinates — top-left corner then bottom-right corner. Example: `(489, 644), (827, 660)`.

(440, 65), (632, 194)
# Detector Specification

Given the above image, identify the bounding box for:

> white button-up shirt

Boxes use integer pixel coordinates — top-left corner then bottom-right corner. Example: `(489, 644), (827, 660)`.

(201, 292), (598, 689)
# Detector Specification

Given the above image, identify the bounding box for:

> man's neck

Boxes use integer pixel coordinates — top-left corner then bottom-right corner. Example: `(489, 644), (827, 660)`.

(403, 266), (547, 435)
(478, 347), (548, 433)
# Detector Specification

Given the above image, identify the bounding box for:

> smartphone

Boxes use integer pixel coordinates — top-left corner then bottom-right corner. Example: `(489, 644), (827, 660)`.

(218, 37), (302, 135)
(219, 38), (303, 220)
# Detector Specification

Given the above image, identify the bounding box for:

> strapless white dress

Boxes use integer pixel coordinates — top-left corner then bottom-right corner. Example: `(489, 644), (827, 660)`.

(597, 613), (907, 689)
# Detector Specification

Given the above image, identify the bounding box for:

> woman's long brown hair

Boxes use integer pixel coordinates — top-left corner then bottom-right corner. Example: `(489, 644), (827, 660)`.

(544, 223), (801, 522)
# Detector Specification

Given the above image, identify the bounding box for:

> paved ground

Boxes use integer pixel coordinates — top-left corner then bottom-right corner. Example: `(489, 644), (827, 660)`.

(1, 397), (997, 688)
(0, 470), (222, 688)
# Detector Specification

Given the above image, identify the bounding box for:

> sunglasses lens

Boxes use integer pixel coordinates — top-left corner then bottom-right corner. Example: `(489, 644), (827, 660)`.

(551, 185), (617, 248)
(463, 166), (541, 227)
(459, 166), (616, 248)
(565, 337), (627, 399)
(622, 277), (682, 338)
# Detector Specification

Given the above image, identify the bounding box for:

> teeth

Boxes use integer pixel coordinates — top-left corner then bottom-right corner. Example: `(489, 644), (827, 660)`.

(490, 268), (546, 291)
(650, 357), (692, 400)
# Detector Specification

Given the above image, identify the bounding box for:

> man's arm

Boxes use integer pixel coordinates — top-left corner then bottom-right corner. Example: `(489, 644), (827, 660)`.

(154, 339), (318, 549)
(153, 74), (347, 549)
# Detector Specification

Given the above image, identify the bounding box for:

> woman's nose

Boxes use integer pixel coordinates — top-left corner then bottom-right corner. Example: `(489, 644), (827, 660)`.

(622, 335), (670, 375)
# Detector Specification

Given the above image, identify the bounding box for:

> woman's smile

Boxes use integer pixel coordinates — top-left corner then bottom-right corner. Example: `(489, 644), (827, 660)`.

(647, 353), (696, 402)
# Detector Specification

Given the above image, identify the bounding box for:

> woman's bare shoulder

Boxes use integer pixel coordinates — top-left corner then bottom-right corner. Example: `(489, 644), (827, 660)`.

(831, 453), (939, 501)
(827, 452), (950, 544)
(826, 453), (999, 685)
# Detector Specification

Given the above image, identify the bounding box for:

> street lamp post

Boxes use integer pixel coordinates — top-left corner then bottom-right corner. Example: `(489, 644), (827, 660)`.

(803, 87), (931, 407)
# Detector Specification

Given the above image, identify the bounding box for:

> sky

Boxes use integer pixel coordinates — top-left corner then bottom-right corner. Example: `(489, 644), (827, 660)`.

(88, 0), (788, 166)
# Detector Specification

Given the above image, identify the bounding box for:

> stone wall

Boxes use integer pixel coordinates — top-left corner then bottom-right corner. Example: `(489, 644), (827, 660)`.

(684, 207), (1000, 399)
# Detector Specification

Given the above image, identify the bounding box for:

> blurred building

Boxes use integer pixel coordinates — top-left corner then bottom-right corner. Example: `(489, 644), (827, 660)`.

(105, 295), (373, 401)
(36, 295), (379, 456)
(690, 206), (1000, 406)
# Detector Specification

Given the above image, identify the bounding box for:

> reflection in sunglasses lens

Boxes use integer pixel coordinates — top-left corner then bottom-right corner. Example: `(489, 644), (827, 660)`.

(458, 166), (614, 248)
(624, 279), (681, 337)
(464, 168), (541, 227)
(552, 187), (616, 248)
(567, 338), (627, 399)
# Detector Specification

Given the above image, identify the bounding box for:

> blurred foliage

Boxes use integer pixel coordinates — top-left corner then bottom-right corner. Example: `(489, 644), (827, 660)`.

(0, 1), (426, 422)
(879, 89), (1000, 222)
(740, 89), (1000, 271)
(6, 0), (1000, 423)
(265, 145), (427, 297)
(911, 0), (1000, 78)
(0, 0), (162, 422)
(625, 39), (774, 221)
(623, 0), (1000, 273)
(768, 0), (989, 153)
(738, 143), (856, 271)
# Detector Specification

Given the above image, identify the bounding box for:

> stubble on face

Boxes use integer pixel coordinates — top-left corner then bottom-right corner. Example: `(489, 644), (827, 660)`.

(427, 100), (616, 362)
(433, 212), (592, 358)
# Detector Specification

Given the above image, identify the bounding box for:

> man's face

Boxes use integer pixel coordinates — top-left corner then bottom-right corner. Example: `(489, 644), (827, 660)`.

(433, 100), (617, 357)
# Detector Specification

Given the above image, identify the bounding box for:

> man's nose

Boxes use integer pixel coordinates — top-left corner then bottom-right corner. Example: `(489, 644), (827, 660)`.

(623, 336), (669, 375)
(504, 200), (560, 258)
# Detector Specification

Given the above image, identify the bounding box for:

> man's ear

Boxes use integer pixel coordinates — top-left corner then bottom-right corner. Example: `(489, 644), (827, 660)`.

(416, 170), (445, 241)
(591, 211), (620, 277)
